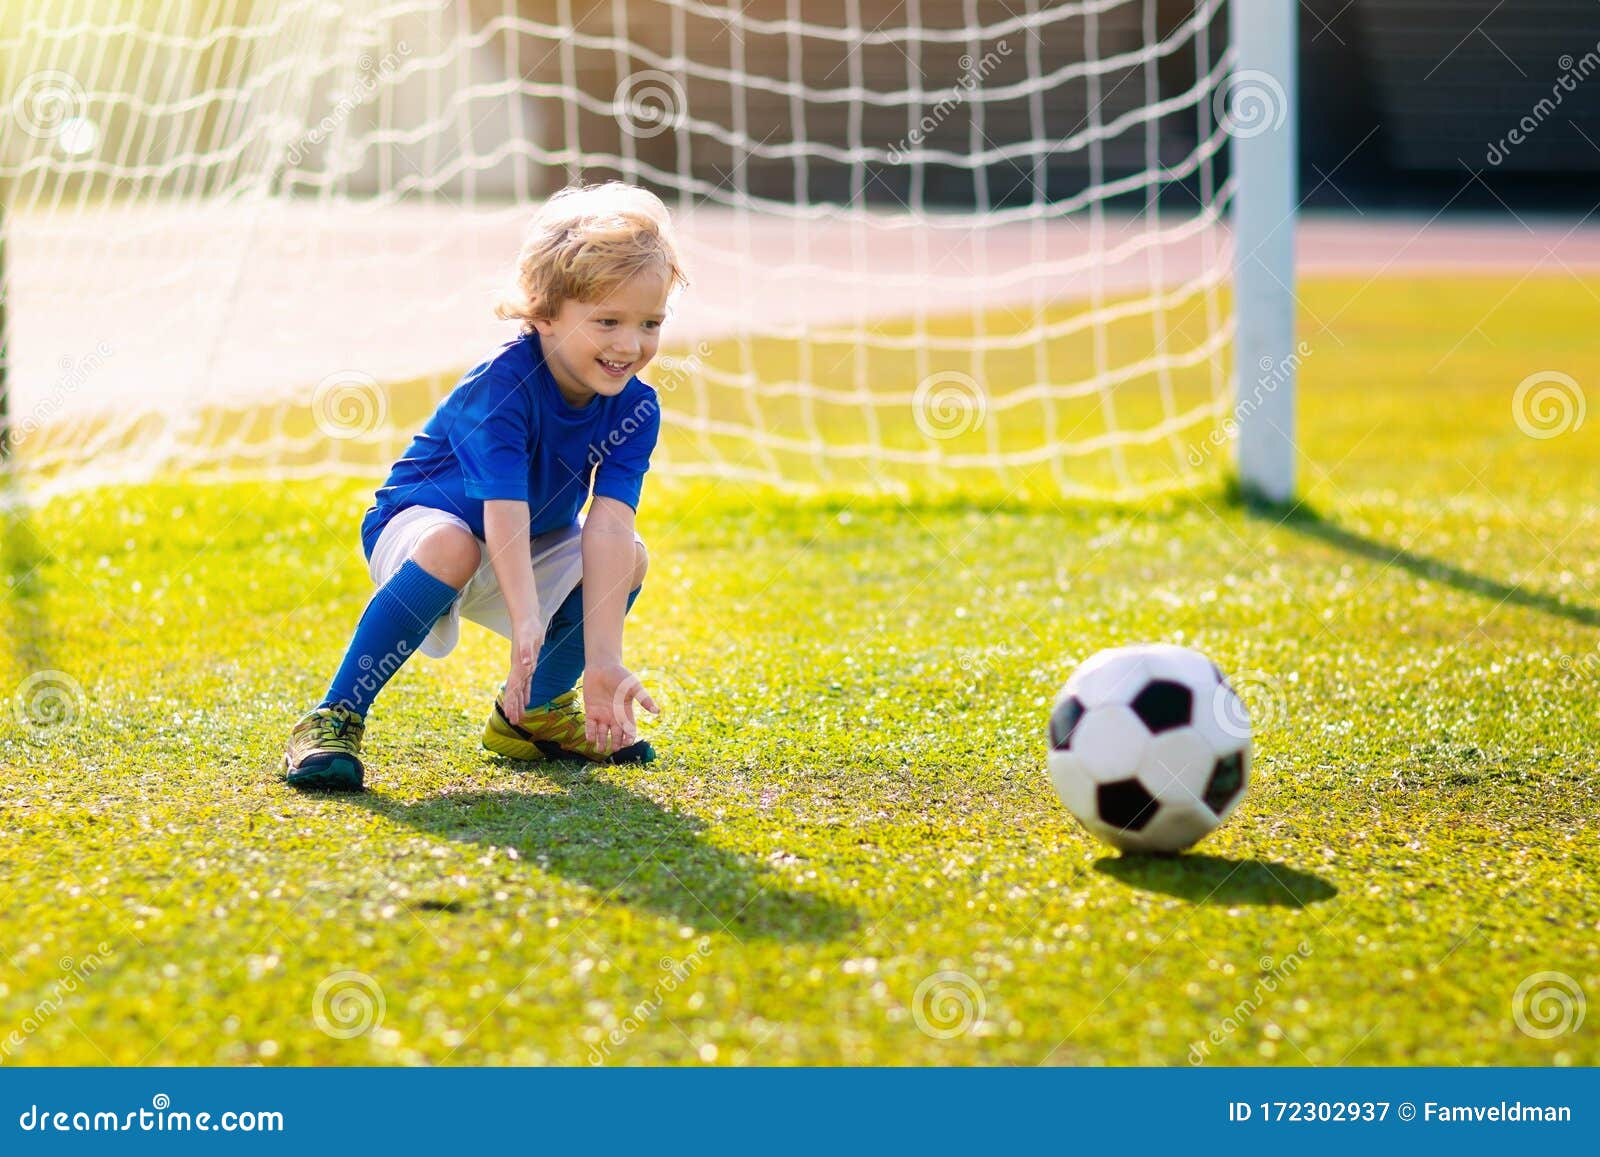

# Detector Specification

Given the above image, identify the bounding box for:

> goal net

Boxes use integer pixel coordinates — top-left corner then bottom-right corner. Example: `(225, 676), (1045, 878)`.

(0, 0), (1267, 504)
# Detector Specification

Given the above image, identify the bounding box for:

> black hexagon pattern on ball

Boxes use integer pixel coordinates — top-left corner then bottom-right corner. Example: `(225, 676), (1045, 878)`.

(1097, 778), (1158, 831)
(1203, 752), (1245, 815)
(1129, 679), (1193, 734)
(1049, 695), (1086, 750)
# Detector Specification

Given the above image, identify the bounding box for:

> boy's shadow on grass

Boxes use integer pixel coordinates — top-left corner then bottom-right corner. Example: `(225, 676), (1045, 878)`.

(1096, 854), (1337, 908)
(1253, 498), (1600, 629)
(352, 762), (858, 943)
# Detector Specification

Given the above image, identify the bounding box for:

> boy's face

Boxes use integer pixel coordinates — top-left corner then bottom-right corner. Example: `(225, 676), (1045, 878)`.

(534, 270), (670, 408)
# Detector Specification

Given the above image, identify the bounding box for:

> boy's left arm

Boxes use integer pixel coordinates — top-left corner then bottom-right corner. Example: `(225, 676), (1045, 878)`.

(581, 496), (659, 754)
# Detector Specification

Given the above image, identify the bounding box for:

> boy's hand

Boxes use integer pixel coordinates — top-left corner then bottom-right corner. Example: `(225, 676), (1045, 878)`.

(502, 617), (545, 726)
(583, 663), (660, 754)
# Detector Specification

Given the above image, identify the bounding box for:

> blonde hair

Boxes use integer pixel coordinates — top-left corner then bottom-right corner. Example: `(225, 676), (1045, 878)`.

(495, 182), (687, 332)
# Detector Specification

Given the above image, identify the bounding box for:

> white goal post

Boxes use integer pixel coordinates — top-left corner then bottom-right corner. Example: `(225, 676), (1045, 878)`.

(1230, 0), (1298, 505)
(0, 0), (1297, 504)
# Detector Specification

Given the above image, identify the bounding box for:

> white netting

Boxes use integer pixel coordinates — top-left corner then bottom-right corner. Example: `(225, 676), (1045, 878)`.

(0, 0), (1238, 502)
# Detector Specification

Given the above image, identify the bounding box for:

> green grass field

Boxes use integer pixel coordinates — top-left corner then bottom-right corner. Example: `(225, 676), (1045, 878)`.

(1, 274), (1597, 1065)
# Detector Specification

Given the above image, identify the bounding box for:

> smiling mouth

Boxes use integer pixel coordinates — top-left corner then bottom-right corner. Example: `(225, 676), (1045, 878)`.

(597, 357), (632, 376)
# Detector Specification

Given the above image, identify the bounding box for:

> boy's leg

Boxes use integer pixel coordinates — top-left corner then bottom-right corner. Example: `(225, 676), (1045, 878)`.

(481, 538), (653, 764)
(523, 581), (643, 710)
(286, 519), (479, 791)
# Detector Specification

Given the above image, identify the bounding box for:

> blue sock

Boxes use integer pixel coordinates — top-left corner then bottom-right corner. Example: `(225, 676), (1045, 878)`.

(525, 584), (641, 709)
(318, 559), (461, 716)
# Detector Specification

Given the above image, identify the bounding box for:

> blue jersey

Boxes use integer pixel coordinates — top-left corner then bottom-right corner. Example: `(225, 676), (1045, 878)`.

(361, 333), (660, 558)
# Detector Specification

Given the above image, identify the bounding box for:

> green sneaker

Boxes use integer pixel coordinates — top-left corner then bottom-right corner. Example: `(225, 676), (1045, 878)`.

(284, 706), (366, 791)
(482, 689), (654, 764)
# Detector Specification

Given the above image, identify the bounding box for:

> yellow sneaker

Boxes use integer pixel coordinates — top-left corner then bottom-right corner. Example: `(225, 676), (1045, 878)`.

(482, 689), (655, 764)
(284, 705), (365, 791)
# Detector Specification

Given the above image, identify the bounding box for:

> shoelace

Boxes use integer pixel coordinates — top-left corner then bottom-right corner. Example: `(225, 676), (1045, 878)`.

(536, 701), (586, 743)
(311, 712), (362, 755)
(510, 695), (591, 747)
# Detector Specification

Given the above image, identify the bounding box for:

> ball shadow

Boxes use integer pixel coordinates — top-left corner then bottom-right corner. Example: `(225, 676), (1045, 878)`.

(1095, 853), (1337, 907)
(350, 761), (858, 943)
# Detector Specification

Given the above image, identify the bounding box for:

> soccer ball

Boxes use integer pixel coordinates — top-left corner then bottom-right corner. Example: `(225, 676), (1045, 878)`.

(1046, 644), (1251, 853)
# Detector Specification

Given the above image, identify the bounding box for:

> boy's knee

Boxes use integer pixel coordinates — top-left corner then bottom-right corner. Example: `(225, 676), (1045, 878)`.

(632, 539), (648, 590)
(412, 524), (481, 589)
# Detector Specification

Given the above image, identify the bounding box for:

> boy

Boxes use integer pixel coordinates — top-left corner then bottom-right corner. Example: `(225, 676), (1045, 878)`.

(284, 182), (686, 791)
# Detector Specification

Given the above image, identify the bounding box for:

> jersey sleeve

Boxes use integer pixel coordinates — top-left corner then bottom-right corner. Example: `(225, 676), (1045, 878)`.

(591, 386), (661, 511)
(450, 360), (534, 502)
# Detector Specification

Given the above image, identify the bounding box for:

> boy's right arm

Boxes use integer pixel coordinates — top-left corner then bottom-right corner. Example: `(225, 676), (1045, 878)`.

(483, 499), (543, 724)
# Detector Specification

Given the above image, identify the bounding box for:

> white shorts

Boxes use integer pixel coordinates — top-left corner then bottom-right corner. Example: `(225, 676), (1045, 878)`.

(366, 505), (643, 659)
